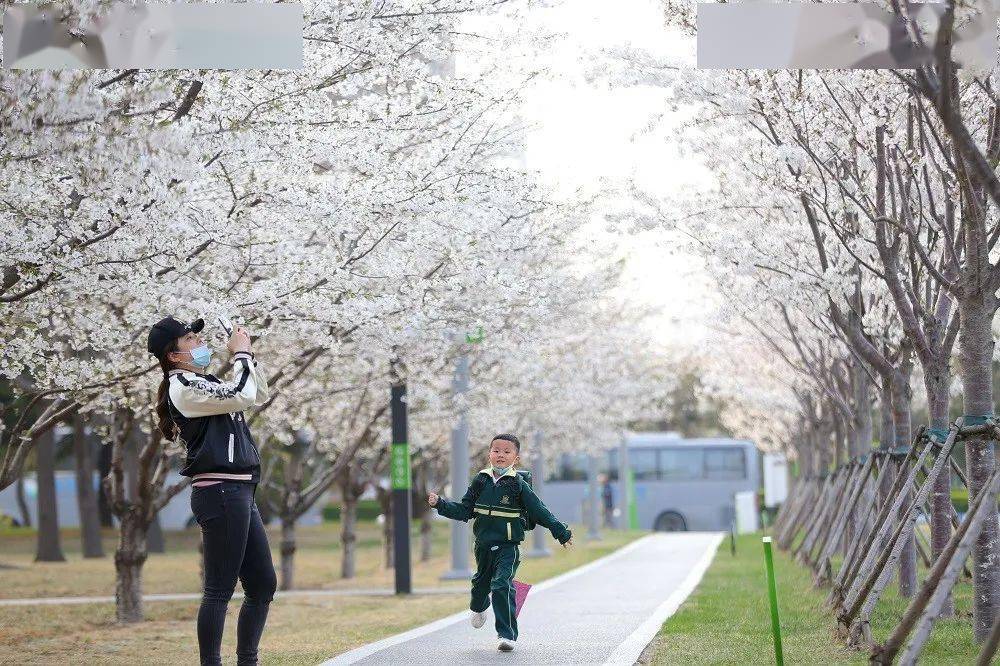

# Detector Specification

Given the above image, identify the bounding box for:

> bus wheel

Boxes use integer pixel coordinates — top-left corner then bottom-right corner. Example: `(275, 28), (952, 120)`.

(654, 511), (687, 532)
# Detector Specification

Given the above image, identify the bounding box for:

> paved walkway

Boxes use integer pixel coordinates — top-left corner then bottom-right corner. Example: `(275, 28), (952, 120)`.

(322, 532), (724, 666)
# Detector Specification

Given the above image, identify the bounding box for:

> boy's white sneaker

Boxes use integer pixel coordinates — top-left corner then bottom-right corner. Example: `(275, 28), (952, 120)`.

(497, 637), (516, 652)
(470, 610), (487, 629)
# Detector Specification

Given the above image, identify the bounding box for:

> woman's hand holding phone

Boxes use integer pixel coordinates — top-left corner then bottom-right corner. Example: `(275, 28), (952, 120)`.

(227, 326), (252, 354)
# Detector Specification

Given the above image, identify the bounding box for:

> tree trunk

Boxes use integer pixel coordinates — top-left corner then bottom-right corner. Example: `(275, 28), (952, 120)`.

(15, 473), (31, 527)
(114, 509), (148, 623)
(97, 441), (114, 528)
(800, 439), (813, 481)
(73, 414), (104, 558)
(34, 428), (66, 562)
(145, 515), (165, 554)
(879, 381), (894, 451)
(376, 486), (393, 568)
(958, 293), (1000, 642)
(877, 383), (896, 521)
(846, 363), (873, 552)
(852, 361), (874, 457)
(280, 517), (296, 591)
(926, 360), (954, 616)
(420, 506), (433, 562)
(124, 431), (139, 501)
(817, 418), (833, 476)
(341, 493), (359, 579)
(833, 411), (846, 468)
(413, 464), (432, 562)
(257, 497), (274, 525)
(891, 360), (913, 450)
(891, 362), (917, 598)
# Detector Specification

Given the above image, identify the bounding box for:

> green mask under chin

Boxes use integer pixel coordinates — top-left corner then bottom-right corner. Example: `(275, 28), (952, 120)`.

(492, 464), (512, 476)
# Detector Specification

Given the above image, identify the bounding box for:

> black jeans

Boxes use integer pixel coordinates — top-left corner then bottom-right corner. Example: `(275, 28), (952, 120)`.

(191, 481), (277, 666)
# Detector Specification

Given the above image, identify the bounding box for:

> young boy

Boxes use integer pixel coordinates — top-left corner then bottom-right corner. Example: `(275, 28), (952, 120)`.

(428, 433), (573, 653)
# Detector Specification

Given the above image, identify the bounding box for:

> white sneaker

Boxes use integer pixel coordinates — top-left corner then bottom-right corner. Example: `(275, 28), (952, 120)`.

(497, 637), (516, 652)
(470, 610), (487, 629)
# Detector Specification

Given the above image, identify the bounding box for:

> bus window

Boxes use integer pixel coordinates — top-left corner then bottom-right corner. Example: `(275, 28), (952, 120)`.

(660, 448), (703, 480)
(551, 452), (589, 482)
(705, 448), (746, 480)
(548, 452), (618, 482)
(631, 449), (659, 481)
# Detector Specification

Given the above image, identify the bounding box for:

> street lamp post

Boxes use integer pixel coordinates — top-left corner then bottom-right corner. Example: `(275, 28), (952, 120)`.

(441, 351), (473, 579)
(440, 327), (483, 578)
(525, 429), (552, 558)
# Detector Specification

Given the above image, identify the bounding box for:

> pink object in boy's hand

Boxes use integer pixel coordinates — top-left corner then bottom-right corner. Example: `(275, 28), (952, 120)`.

(514, 580), (532, 618)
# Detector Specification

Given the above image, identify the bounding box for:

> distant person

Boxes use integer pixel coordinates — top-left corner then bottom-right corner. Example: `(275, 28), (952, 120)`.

(600, 473), (615, 528)
(147, 316), (275, 666)
(428, 433), (573, 653)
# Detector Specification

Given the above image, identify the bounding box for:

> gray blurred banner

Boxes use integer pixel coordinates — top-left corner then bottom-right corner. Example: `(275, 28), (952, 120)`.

(697, 2), (998, 70)
(3, 2), (303, 69)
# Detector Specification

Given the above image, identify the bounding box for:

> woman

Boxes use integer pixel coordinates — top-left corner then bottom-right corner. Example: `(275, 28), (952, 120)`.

(147, 315), (276, 666)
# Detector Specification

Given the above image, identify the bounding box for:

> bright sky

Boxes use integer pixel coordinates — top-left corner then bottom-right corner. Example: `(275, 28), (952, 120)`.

(518, 0), (717, 350)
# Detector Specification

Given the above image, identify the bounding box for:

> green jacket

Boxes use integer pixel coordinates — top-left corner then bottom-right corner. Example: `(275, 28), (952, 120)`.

(435, 466), (572, 546)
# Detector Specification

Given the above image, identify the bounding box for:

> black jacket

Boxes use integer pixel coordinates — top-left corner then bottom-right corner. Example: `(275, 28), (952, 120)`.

(165, 351), (270, 483)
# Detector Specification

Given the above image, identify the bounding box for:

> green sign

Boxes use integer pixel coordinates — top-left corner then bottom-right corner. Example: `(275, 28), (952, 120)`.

(465, 326), (485, 344)
(390, 442), (411, 489)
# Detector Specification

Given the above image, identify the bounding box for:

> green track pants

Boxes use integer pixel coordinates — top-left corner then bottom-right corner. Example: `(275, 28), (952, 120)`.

(470, 542), (521, 641)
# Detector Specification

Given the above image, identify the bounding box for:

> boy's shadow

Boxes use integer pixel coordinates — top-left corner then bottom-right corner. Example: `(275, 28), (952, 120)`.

(453, 646), (533, 664)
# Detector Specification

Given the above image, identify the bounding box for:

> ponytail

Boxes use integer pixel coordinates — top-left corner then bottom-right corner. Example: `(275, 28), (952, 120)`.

(155, 338), (179, 441)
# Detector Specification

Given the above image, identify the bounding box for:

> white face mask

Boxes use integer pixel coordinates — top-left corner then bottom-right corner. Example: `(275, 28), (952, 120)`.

(186, 344), (212, 368)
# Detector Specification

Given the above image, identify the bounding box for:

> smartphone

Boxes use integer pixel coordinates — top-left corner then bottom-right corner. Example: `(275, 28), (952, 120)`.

(218, 316), (234, 337)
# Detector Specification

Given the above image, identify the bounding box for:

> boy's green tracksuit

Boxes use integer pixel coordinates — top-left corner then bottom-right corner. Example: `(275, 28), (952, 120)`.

(434, 466), (572, 641)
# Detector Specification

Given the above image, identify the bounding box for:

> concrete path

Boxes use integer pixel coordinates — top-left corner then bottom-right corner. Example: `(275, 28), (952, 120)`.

(322, 532), (723, 666)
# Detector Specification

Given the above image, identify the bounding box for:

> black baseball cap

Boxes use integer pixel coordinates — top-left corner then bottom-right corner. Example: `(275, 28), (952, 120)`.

(147, 316), (204, 359)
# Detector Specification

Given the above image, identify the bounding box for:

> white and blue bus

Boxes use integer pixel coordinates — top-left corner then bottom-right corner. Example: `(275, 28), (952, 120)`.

(540, 432), (760, 532)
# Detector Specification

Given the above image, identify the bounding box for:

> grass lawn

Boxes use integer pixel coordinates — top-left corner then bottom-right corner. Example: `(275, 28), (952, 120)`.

(0, 520), (642, 664)
(645, 532), (981, 665)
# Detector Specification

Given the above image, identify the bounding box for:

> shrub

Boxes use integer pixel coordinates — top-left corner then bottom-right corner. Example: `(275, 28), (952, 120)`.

(951, 488), (1000, 515)
(322, 499), (382, 522)
(952, 488), (968, 514)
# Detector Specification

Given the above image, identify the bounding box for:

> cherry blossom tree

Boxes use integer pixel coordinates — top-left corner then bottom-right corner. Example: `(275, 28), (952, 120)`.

(607, 0), (999, 635)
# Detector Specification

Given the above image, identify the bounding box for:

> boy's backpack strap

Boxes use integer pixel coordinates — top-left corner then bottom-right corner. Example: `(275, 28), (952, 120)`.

(469, 472), (487, 502)
(516, 473), (537, 531)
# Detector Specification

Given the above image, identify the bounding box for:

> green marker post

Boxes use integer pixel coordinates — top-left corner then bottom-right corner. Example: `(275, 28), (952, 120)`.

(627, 467), (639, 530)
(762, 536), (784, 665)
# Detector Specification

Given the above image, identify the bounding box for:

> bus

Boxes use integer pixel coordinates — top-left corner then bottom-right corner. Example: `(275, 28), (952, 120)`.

(540, 432), (760, 532)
